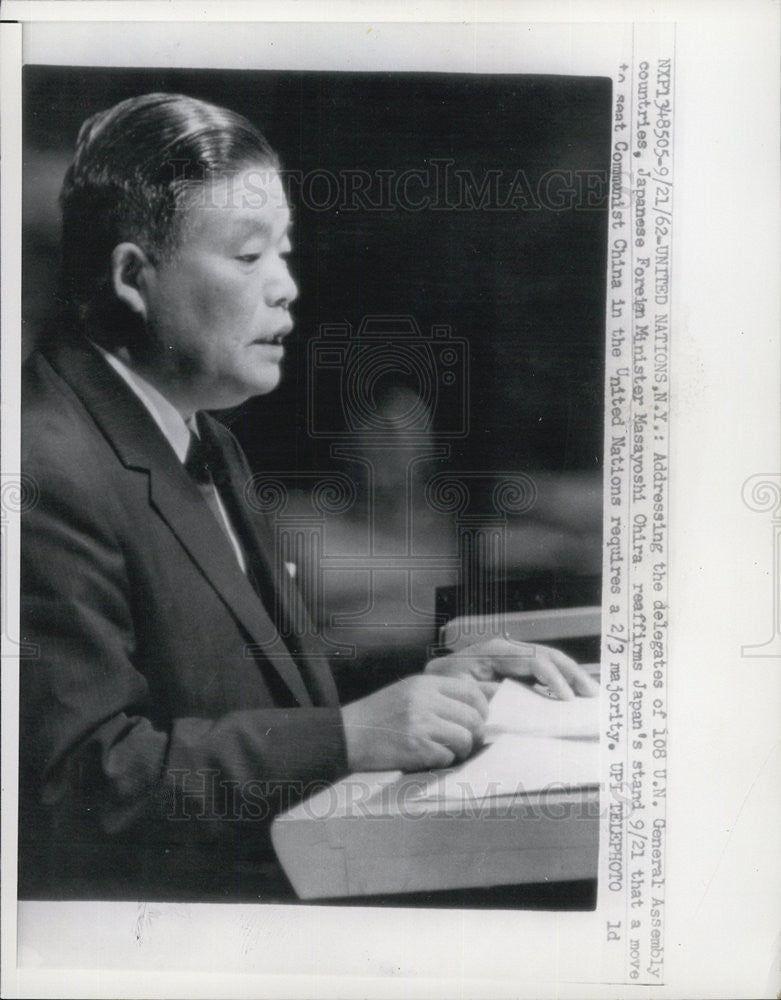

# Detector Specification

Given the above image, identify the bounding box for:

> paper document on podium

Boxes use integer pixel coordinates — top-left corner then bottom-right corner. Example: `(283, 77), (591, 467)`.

(484, 676), (600, 741)
(406, 679), (600, 802)
(408, 732), (600, 802)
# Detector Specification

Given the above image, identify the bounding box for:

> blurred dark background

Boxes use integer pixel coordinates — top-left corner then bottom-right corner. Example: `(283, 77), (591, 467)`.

(23, 66), (610, 476)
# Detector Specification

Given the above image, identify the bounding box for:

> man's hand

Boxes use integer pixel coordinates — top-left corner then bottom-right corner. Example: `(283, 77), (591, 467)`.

(424, 637), (599, 701)
(341, 674), (489, 772)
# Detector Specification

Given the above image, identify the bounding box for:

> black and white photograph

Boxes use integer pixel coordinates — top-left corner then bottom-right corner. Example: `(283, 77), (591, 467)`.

(1, 6), (779, 999)
(18, 61), (608, 907)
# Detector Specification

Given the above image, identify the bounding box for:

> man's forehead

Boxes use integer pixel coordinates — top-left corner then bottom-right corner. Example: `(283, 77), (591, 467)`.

(188, 167), (291, 237)
(204, 166), (288, 210)
(226, 213), (292, 241)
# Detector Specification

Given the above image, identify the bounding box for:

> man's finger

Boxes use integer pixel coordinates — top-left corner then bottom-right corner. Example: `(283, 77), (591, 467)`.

(532, 658), (576, 700)
(433, 674), (490, 718)
(477, 680), (501, 700)
(429, 718), (478, 762)
(566, 667), (600, 697)
(433, 696), (487, 741)
(425, 652), (494, 683)
(415, 740), (456, 771)
(548, 649), (600, 697)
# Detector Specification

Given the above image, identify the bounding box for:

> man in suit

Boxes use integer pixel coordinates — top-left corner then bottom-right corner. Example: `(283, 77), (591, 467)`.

(20, 93), (597, 901)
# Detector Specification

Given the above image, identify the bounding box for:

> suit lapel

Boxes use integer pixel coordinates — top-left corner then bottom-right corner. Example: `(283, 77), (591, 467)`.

(45, 338), (312, 708)
(202, 415), (341, 708)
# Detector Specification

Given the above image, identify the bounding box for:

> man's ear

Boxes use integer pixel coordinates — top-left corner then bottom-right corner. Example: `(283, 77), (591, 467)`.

(111, 243), (153, 319)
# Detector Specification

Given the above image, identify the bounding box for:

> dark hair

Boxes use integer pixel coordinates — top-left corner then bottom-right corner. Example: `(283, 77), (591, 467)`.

(58, 92), (280, 341)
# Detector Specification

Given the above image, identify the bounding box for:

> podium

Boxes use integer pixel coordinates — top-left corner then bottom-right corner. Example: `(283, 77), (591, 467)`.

(271, 607), (602, 900)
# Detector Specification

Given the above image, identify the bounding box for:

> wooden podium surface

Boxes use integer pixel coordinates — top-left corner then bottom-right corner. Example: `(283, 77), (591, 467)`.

(271, 769), (599, 902)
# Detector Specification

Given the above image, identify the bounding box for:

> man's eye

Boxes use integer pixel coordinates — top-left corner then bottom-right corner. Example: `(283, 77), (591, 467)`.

(236, 253), (261, 264)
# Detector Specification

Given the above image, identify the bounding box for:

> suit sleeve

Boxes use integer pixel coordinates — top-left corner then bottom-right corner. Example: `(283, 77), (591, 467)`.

(20, 453), (349, 853)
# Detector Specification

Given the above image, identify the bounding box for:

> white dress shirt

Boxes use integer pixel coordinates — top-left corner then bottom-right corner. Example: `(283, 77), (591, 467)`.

(93, 343), (247, 573)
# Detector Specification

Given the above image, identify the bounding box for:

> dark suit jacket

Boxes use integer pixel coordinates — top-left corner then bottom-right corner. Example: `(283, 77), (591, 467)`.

(19, 337), (349, 901)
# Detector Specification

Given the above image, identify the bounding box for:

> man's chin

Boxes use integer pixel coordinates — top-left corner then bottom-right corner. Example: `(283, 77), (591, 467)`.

(194, 366), (283, 411)
(238, 367), (283, 401)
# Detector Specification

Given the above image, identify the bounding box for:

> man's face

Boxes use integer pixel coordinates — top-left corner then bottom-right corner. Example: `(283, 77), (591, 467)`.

(137, 165), (298, 413)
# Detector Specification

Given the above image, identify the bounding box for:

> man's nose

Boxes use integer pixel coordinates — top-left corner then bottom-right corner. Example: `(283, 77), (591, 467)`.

(268, 262), (298, 309)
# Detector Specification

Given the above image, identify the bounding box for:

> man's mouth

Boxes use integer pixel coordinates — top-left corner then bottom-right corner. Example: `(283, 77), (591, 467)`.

(254, 333), (287, 346)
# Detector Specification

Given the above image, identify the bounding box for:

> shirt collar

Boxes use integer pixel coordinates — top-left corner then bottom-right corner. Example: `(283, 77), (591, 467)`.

(91, 342), (193, 464)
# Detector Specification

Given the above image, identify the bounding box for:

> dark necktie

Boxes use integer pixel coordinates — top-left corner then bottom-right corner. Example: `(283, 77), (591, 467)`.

(187, 418), (278, 614)
(184, 429), (239, 556)
(183, 429), (212, 484)
(187, 416), (329, 705)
